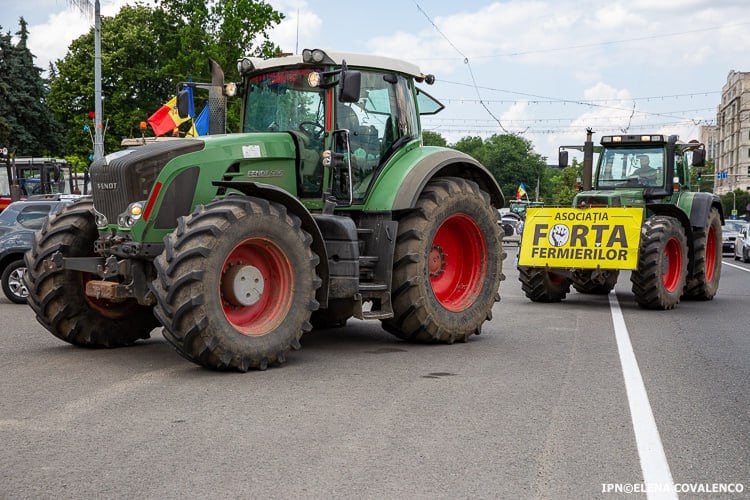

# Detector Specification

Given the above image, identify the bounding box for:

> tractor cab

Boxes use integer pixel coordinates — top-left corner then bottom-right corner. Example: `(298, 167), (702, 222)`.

(184, 49), (443, 209)
(560, 134), (706, 208)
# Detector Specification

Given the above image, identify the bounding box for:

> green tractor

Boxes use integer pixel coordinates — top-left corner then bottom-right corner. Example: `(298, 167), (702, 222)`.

(25, 49), (505, 371)
(518, 129), (722, 309)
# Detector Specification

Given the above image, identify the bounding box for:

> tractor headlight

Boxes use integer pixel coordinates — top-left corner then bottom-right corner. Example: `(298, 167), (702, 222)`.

(118, 202), (145, 228)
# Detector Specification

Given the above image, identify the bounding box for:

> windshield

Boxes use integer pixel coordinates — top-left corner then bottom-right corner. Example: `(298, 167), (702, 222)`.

(243, 69), (325, 134)
(597, 147), (665, 187)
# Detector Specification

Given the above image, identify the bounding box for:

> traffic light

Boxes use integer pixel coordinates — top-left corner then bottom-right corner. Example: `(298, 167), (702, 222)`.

(697, 169), (702, 182)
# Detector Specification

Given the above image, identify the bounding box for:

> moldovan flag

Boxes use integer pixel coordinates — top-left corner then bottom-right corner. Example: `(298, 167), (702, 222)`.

(516, 182), (527, 200)
(147, 96), (190, 136)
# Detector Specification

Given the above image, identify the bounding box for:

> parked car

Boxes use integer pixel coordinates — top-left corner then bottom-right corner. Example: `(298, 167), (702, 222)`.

(722, 220), (749, 255)
(734, 223), (750, 263)
(0, 197), (77, 303)
(498, 210), (522, 245)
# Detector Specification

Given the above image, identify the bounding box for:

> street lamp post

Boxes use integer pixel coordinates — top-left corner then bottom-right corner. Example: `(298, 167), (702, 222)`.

(69, 0), (104, 161)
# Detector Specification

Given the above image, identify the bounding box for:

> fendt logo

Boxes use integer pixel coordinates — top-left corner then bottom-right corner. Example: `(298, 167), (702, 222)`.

(96, 182), (118, 190)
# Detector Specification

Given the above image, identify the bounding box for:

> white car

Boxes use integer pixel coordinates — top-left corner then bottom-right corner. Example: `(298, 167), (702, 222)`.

(734, 223), (750, 262)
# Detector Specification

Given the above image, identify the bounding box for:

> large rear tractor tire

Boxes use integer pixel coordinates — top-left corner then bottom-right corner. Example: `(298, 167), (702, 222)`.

(151, 197), (320, 371)
(519, 267), (571, 302)
(630, 215), (688, 310)
(571, 269), (619, 295)
(382, 177), (504, 343)
(683, 207), (722, 300)
(24, 199), (157, 347)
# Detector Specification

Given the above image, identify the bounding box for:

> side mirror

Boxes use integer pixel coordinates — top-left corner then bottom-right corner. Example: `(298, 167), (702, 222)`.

(691, 148), (706, 167)
(339, 70), (361, 103)
(177, 89), (191, 119)
(558, 150), (569, 168)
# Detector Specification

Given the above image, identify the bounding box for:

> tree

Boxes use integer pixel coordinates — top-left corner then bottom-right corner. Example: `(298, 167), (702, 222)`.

(422, 130), (447, 147)
(48, 1), (283, 161)
(0, 19), (62, 156)
(453, 134), (547, 206)
(721, 189), (750, 220)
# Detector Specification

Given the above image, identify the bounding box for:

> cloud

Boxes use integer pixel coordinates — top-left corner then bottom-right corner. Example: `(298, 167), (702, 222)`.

(267, 1), (323, 54)
(26, 0), (133, 71)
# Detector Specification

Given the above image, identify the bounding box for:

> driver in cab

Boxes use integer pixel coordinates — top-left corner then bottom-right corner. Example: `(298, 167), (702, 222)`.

(635, 155), (659, 185)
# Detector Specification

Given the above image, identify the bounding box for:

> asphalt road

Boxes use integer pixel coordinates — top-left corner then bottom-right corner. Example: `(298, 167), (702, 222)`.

(1, 246), (748, 499)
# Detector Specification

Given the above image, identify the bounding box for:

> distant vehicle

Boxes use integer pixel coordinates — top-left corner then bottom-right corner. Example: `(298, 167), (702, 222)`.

(0, 197), (76, 303)
(498, 210), (521, 245)
(508, 199), (543, 220)
(722, 220), (748, 254)
(0, 156), (88, 211)
(733, 223), (750, 262)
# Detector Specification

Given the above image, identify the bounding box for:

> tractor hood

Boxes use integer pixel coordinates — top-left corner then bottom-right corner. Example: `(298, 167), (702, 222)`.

(92, 133), (302, 228)
(573, 189), (647, 209)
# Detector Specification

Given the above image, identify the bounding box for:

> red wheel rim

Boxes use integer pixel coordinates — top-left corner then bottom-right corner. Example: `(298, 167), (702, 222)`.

(704, 225), (716, 282)
(220, 237), (294, 336)
(429, 214), (487, 312)
(662, 236), (682, 292)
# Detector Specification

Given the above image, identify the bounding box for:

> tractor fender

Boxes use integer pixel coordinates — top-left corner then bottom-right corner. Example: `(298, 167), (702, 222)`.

(679, 191), (725, 227)
(213, 180), (330, 307)
(390, 149), (504, 211)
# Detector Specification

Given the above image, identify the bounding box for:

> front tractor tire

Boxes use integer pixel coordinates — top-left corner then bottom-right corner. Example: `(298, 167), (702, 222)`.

(382, 177), (504, 343)
(24, 199), (157, 347)
(519, 267), (571, 302)
(630, 215), (688, 310)
(683, 207), (722, 300)
(151, 197), (320, 371)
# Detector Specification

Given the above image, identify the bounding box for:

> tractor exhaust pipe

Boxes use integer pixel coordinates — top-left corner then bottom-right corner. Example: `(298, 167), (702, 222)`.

(582, 128), (594, 191)
(208, 59), (226, 135)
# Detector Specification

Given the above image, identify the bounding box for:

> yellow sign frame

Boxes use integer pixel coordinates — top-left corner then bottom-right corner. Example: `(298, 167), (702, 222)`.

(518, 207), (644, 270)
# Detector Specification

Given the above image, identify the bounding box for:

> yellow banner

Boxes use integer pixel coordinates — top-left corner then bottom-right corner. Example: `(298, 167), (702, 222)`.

(518, 207), (644, 270)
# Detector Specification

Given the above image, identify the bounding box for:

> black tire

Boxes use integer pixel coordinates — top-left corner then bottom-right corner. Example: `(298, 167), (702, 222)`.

(382, 177), (504, 343)
(519, 267), (571, 302)
(744, 249), (750, 264)
(24, 199), (157, 347)
(630, 215), (688, 310)
(683, 207), (722, 300)
(1, 259), (29, 304)
(571, 269), (619, 294)
(151, 197), (320, 371)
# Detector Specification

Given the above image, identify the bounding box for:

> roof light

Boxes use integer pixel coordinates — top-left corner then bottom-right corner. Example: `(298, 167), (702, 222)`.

(238, 57), (254, 75)
(307, 72), (321, 88)
(640, 135), (651, 141)
(224, 82), (237, 96)
(651, 135), (663, 141)
(302, 48), (329, 64)
(612, 136), (622, 142)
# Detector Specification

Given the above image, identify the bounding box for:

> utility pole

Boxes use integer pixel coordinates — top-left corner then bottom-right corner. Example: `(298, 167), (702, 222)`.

(69, 0), (104, 161)
(93, 0), (103, 161)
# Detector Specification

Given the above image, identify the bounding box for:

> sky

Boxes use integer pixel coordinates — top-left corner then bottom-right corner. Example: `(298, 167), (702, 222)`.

(2, 0), (749, 163)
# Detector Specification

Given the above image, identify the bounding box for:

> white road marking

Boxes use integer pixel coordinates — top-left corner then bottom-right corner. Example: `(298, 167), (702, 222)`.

(608, 291), (678, 500)
(723, 260), (750, 273)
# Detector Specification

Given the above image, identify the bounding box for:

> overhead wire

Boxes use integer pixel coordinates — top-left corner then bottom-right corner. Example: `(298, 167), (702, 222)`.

(412, 0), (517, 134)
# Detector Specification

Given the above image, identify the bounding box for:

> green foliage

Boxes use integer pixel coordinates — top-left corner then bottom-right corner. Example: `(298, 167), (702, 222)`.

(451, 134), (548, 206)
(721, 189), (750, 220)
(691, 158), (715, 192)
(0, 18), (62, 155)
(547, 161), (581, 206)
(48, 1), (283, 160)
(422, 130), (447, 147)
